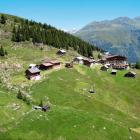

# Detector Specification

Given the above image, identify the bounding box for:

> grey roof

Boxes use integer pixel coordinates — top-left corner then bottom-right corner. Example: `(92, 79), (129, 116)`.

(28, 67), (40, 73)
(127, 71), (136, 75)
(102, 65), (109, 69)
(112, 69), (117, 73)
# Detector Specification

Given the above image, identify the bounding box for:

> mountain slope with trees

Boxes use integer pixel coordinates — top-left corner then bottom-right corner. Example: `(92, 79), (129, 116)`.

(0, 13), (99, 57)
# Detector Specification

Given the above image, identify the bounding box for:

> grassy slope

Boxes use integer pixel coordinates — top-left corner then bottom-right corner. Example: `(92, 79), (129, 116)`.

(0, 64), (140, 140)
(0, 28), (140, 139)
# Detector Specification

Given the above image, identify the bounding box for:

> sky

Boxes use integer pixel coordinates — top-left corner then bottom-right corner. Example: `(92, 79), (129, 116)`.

(0, 0), (140, 30)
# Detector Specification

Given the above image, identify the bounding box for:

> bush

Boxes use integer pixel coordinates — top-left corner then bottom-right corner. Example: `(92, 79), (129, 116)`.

(0, 14), (7, 24)
(0, 46), (8, 57)
(135, 61), (140, 69)
(39, 99), (43, 107)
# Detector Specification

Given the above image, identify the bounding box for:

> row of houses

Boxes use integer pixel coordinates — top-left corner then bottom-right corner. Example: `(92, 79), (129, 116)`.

(25, 59), (61, 80)
(73, 55), (128, 69)
(25, 49), (136, 80)
(56, 50), (129, 70)
(100, 55), (129, 70)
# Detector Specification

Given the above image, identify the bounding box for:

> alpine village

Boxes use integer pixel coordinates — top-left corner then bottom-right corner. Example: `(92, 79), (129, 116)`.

(0, 13), (140, 140)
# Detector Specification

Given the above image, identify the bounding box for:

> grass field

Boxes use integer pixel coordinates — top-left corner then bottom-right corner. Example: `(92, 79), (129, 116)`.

(0, 64), (140, 140)
(0, 39), (140, 139)
(1, 14), (140, 139)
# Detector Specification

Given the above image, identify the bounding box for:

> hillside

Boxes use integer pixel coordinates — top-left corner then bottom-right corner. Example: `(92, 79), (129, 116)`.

(0, 62), (140, 140)
(75, 17), (140, 62)
(0, 14), (140, 140)
(0, 13), (99, 58)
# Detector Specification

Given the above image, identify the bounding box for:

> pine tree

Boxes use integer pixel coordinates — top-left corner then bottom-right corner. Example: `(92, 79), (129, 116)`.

(39, 99), (43, 107)
(135, 61), (140, 69)
(11, 18), (98, 57)
(0, 14), (7, 24)
(0, 46), (5, 56)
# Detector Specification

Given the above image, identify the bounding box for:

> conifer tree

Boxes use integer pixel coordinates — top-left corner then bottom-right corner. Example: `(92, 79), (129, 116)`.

(0, 14), (7, 24)
(0, 46), (5, 56)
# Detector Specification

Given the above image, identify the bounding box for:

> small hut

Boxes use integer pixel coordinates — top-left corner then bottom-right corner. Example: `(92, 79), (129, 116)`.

(42, 105), (50, 112)
(83, 59), (95, 67)
(39, 63), (53, 70)
(49, 60), (61, 69)
(65, 62), (73, 68)
(25, 67), (41, 80)
(74, 57), (84, 64)
(124, 71), (136, 78)
(56, 49), (66, 55)
(111, 69), (117, 75)
(100, 65), (109, 71)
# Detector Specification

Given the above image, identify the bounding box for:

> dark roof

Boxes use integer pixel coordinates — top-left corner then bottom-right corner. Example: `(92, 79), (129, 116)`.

(83, 58), (95, 63)
(28, 67), (40, 73)
(125, 71), (136, 75)
(57, 49), (66, 53)
(101, 65), (109, 69)
(106, 55), (127, 60)
(42, 105), (50, 111)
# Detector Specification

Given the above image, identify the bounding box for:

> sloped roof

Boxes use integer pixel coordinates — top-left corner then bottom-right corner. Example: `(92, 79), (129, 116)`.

(58, 49), (66, 53)
(111, 69), (117, 73)
(102, 65), (109, 69)
(106, 55), (127, 60)
(28, 67), (40, 73)
(49, 60), (60, 64)
(75, 56), (83, 60)
(42, 63), (53, 67)
(126, 71), (136, 75)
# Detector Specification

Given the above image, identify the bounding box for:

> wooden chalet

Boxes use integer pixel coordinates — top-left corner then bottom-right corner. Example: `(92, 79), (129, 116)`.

(25, 67), (41, 80)
(56, 49), (66, 55)
(111, 69), (117, 75)
(65, 62), (73, 68)
(106, 55), (127, 65)
(97, 59), (106, 65)
(42, 105), (50, 112)
(100, 65), (109, 71)
(74, 57), (84, 64)
(112, 63), (129, 70)
(124, 71), (136, 78)
(49, 60), (61, 69)
(40, 59), (61, 70)
(39, 63), (53, 70)
(83, 59), (95, 67)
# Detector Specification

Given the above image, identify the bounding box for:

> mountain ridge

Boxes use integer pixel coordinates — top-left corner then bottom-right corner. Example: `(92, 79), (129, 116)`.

(75, 17), (140, 62)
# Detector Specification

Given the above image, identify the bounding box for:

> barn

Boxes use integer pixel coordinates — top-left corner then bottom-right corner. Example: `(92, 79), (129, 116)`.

(100, 65), (109, 71)
(39, 63), (53, 70)
(124, 71), (136, 78)
(83, 59), (95, 67)
(74, 57), (84, 64)
(56, 49), (66, 55)
(25, 67), (41, 80)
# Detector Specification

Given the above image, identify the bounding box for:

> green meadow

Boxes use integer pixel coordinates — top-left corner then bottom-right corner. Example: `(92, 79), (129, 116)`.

(0, 57), (140, 139)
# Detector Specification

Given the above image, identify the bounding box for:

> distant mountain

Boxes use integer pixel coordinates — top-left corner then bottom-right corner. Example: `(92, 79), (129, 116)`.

(67, 28), (78, 34)
(75, 17), (140, 62)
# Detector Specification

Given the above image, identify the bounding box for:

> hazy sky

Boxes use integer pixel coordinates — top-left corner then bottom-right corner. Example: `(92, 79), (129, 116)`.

(0, 0), (140, 30)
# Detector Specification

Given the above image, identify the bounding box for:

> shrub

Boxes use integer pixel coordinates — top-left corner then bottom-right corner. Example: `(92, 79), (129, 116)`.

(39, 99), (43, 107)
(135, 61), (140, 69)
(17, 90), (23, 99)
